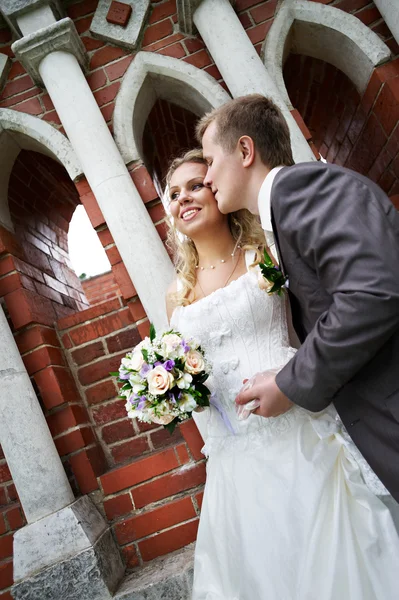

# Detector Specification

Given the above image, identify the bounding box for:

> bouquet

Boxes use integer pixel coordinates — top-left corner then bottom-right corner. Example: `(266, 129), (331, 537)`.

(112, 325), (211, 433)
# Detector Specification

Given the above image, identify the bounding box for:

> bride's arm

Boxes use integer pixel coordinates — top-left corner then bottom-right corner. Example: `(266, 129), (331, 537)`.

(165, 279), (178, 323)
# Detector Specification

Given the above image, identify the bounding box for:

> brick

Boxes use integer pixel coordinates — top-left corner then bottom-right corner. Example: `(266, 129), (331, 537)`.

(148, 202), (166, 224)
(250, 0), (277, 24)
(105, 245), (121, 265)
(139, 519), (199, 562)
(175, 443), (190, 465)
(90, 46), (129, 70)
(121, 544), (140, 569)
(101, 448), (179, 495)
(75, 15), (92, 34)
(5, 505), (23, 531)
(115, 496), (195, 545)
(15, 325), (60, 354)
(13, 97), (42, 115)
(246, 20), (272, 44)
(106, 326), (141, 354)
(369, 148), (393, 183)
(69, 449), (99, 494)
(92, 398), (127, 426)
(236, 0), (263, 9)
(57, 297), (121, 330)
(102, 419), (134, 444)
(94, 81), (120, 107)
(0, 272), (23, 296)
(129, 165), (158, 203)
(158, 42), (186, 59)
(150, 426), (183, 450)
(22, 345), (65, 375)
(348, 113), (387, 174)
(87, 69), (107, 91)
(290, 108), (312, 141)
(97, 228), (114, 247)
(195, 490), (204, 511)
(346, 104), (367, 146)
(0, 256), (15, 277)
(132, 462), (206, 508)
(238, 12), (252, 28)
(78, 351), (127, 386)
(101, 103), (115, 122)
(0, 533), (13, 561)
(67, 0), (98, 18)
(378, 169), (396, 194)
(149, 0), (176, 24)
(86, 379), (118, 405)
(80, 190), (105, 229)
(42, 110), (62, 125)
(47, 404), (88, 437)
(70, 308), (133, 345)
(104, 493), (133, 521)
(34, 365), (80, 409)
(6, 485), (17, 502)
(183, 49), (212, 69)
(137, 320), (151, 340)
(356, 6), (381, 26)
(72, 340), (105, 366)
(0, 464), (11, 484)
(5, 288), (56, 329)
(111, 436), (150, 464)
(54, 427), (94, 456)
(112, 263), (136, 300)
(142, 18), (173, 47)
(183, 37), (204, 54)
(374, 83), (399, 137)
(0, 592), (13, 600)
(0, 514), (5, 535)
(2, 74), (35, 99)
(143, 32), (184, 53)
(335, 0), (369, 11)
(128, 298), (146, 322)
(156, 221), (168, 241)
(82, 35), (106, 51)
(178, 419), (204, 461)
(105, 56), (134, 82)
(0, 560), (13, 589)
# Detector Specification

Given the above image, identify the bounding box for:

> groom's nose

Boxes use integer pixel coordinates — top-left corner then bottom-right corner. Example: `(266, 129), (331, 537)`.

(203, 168), (212, 188)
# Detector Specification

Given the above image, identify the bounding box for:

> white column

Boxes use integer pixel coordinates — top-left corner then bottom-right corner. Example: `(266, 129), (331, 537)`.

(193, 0), (314, 163)
(0, 307), (74, 523)
(373, 0), (399, 46)
(38, 50), (173, 328)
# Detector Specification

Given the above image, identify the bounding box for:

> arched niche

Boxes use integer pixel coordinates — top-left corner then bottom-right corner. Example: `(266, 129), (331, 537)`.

(113, 51), (231, 164)
(263, 0), (391, 108)
(0, 109), (82, 232)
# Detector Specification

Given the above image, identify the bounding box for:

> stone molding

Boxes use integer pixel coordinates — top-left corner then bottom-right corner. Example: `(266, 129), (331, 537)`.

(11, 17), (87, 86)
(263, 0), (392, 106)
(90, 0), (150, 50)
(113, 51), (230, 163)
(176, 0), (234, 35)
(0, 52), (10, 93)
(0, 0), (65, 37)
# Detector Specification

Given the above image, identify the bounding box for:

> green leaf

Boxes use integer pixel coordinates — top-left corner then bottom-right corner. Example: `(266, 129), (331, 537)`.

(110, 371), (119, 377)
(164, 418), (178, 434)
(196, 372), (209, 384)
(141, 348), (149, 362)
(150, 323), (156, 342)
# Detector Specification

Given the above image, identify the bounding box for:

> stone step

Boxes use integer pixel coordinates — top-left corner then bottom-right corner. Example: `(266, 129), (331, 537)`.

(113, 544), (194, 600)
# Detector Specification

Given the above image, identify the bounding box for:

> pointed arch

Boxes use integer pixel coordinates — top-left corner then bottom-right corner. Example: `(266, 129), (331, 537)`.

(0, 109), (82, 231)
(113, 52), (231, 163)
(263, 0), (391, 108)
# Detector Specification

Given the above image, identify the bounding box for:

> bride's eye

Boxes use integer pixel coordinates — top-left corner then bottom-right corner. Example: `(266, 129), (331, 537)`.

(170, 191), (179, 201)
(192, 183), (203, 191)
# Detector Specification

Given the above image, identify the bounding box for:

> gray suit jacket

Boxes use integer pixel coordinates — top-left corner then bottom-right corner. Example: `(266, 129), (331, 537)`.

(271, 161), (399, 501)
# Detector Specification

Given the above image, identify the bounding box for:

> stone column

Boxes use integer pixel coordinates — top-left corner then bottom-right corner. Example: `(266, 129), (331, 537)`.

(178, 0), (315, 163)
(12, 17), (174, 330)
(373, 0), (399, 46)
(0, 306), (74, 523)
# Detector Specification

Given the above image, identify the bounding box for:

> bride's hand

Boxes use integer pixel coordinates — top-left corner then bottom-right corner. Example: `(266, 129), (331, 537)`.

(235, 372), (293, 418)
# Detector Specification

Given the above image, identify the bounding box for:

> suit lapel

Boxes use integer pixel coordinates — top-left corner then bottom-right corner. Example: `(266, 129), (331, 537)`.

(270, 208), (287, 278)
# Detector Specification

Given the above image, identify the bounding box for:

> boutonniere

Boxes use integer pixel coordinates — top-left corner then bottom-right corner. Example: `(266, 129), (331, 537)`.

(258, 249), (287, 296)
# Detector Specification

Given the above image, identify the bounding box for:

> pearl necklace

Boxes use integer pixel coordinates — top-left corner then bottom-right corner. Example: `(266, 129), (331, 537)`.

(195, 245), (241, 271)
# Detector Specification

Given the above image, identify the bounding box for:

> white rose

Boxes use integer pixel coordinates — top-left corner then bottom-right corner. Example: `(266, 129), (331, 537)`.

(185, 350), (205, 374)
(147, 365), (174, 396)
(179, 393), (197, 412)
(162, 333), (183, 358)
(257, 271), (273, 292)
(130, 350), (144, 371)
(176, 371), (193, 389)
(121, 357), (133, 370)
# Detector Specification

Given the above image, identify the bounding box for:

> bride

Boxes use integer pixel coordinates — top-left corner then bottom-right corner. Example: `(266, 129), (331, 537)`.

(165, 149), (399, 600)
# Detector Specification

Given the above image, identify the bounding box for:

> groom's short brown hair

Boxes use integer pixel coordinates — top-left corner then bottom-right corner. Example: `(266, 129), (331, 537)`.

(196, 94), (294, 169)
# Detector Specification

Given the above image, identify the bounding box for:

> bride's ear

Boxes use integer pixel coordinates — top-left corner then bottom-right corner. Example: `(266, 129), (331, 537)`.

(238, 135), (256, 168)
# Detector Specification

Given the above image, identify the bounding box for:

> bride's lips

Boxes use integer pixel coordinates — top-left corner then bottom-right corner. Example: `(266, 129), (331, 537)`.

(180, 207), (202, 222)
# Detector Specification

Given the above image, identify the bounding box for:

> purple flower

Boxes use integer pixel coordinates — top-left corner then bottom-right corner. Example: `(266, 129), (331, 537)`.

(163, 359), (175, 371)
(138, 396), (147, 410)
(119, 372), (130, 380)
(154, 361), (163, 367)
(140, 363), (153, 378)
(181, 339), (190, 353)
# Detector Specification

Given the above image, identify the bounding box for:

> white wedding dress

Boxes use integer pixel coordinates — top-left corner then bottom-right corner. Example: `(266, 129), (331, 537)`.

(170, 255), (399, 600)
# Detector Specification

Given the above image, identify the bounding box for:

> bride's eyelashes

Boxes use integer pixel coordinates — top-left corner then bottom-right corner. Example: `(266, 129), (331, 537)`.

(169, 182), (205, 203)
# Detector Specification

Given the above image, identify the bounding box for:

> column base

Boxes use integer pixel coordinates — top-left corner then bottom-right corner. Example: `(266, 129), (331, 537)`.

(12, 496), (124, 600)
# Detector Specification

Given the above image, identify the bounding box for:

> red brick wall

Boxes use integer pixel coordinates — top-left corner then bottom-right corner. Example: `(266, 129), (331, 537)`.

(81, 271), (122, 305)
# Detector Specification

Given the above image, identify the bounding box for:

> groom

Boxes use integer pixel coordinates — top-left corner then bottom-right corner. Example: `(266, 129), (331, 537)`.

(197, 94), (399, 501)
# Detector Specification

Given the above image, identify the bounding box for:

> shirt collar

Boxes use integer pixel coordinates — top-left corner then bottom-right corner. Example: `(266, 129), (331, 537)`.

(258, 166), (284, 232)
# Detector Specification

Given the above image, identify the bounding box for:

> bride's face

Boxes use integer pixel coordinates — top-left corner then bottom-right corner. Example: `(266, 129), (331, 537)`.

(169, 162), (228, 237)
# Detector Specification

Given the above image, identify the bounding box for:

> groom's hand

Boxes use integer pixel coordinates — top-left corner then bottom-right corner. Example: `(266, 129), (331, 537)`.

(235, 373), (293, 418)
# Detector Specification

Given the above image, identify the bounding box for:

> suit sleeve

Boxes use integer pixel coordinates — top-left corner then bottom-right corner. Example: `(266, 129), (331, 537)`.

(274, 165), (399, 411)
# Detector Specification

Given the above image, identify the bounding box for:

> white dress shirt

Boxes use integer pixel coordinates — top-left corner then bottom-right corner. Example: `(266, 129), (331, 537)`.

(257, 166), (284, 249)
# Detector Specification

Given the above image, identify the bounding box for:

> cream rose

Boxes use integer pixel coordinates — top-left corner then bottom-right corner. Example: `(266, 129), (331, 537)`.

(162, 333), (183, 358)
(151, 414), (175, 425)
(185, 350), (205, 375)
(257, 270), (273, 292)
(147, 365), (174, 396)
(130, 350), (144, 371)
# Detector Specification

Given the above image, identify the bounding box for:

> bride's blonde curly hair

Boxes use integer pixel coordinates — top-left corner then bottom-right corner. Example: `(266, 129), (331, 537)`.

(165, 149), (266, 307)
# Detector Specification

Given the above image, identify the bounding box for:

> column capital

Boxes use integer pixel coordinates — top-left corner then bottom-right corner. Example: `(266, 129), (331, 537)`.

(0, 0), (64, 37)
(11, 17), (87, 86)
(176, 0), (235, 35)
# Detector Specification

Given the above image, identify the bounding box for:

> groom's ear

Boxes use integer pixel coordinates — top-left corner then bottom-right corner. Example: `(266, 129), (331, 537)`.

(238, 135), (256, 168)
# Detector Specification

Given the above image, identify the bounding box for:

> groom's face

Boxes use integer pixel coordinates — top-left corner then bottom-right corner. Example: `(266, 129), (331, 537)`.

(202, 121), (244, 214)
